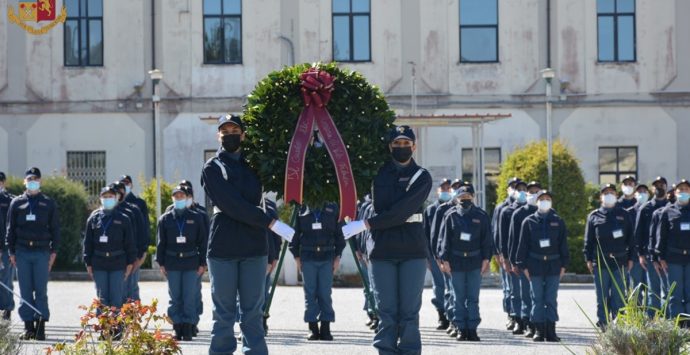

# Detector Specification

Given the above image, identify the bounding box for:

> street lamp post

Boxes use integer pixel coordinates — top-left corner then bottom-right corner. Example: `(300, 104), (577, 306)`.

(149, 69), (163, 218)
(541, 68), (555, 191)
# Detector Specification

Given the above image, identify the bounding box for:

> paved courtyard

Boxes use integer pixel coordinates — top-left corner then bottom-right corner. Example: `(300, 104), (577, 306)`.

(12, 280), (599, 354)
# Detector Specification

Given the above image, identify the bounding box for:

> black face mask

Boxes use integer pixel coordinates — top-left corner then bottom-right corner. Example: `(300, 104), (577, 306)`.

(391, 147), (413, 163)
(460, 200), (473, 209)
(655, 187), (667, 199)
(221, 134), (242, 152)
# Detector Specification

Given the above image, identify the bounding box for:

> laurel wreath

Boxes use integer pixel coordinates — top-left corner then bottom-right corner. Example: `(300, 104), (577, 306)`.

(7, 5), (67, 35)
(242, 63), (396, 206)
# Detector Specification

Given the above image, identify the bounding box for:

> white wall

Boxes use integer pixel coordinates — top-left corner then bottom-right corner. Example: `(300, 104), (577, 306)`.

(25, 113), (146, 189)
(0, 126), (8, 172)
(559, 107), (677, 184)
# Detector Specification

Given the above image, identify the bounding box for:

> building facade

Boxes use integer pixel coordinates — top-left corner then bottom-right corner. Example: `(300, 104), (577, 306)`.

(1, 0), (689, 230)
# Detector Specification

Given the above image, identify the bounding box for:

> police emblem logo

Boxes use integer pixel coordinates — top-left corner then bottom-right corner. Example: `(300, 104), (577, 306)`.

(396, 126), (405, 134)
(7, 0), (67, 35)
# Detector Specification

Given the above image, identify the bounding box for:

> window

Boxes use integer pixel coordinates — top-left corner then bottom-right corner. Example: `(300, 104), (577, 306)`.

(203, 0), (242, 64)
(64, 0), (103, 66)
(332, 0), (371, 62)
(599, 147), (637, 184)
(597, 0), (635, 62)
(459, 0), (498, 63)
(462, 148), (501, 183)
(67, 151), (106, 204)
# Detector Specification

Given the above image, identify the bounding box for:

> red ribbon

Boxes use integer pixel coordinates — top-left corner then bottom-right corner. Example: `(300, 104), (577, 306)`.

(284, 68), (357, 221)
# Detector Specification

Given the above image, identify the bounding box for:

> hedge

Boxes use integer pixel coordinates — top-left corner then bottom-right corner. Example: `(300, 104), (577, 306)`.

(5, 175), (89, 271)
(138, 178), (175, 268)
(496, 140), (590, 274)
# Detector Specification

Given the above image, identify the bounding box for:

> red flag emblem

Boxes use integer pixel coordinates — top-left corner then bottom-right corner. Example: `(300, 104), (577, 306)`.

(36, 0), (56, 21)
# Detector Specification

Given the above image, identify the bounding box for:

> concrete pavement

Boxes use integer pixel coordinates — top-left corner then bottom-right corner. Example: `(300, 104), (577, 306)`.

(11, 279), (599, 354)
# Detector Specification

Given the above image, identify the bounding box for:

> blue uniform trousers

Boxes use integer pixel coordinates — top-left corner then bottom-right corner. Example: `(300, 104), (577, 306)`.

(15, 248), (50, 321)
(593, 265), (625, 325)
(529, 275), (560, 322)
(370, 258), (426, 355)
(666, 263), (690, 319)
(450, 269), (482, 330)
(93, 269), (125, 309)
(167, 270), (200, 324)
(301, 259), (335, 322)
(0, 252), (16, 311)
(208, 256), (268, 355)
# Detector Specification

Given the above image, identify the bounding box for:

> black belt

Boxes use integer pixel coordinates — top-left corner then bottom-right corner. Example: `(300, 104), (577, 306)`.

(94, 250), (125, 258)
(301, 246), (336, 253)
(451, 250), (481, 258)
(529, 252), (560, 261)
(166, 250), (198, 258)
(668, 247), (690, 256)
(17, 239), (50, 248)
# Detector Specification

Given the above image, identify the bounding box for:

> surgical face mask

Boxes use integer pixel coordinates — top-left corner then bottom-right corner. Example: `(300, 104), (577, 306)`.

(186, 198), (194, 208)
(537, 200), (552, 213)
(221, 133), (242, 152)
(391, 146), (413, 163)
(26, 181), (40, 192)
(515, 191), (527, 203)
(677, 192), (690, 205)
(602, 193), (617, 208)
(460, 199), (473, 209)
(621, 185), (634, 196)
(438, 191), (452, 203)
(635, 192), (649, 205)
(173, 199), (187, 210)
(526, 193), (538, 206)
(101, 197), (117, 210)
(125, 185), (132, 194)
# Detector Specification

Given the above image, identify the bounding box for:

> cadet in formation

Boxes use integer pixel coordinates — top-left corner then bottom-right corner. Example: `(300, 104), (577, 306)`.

(656, 179), (690, 323)
(83, 186), (136, 333)
(156, 185), (208, 341)
(201, 114), (294, 355)
(584, 183), (634, 330)
(118, 175), (150, 303)
(437, 184), (491, 341)
(5, 167), (60, 340)
(290, 202), (345, 341)
(515, 190), (569, 342)
(342, 125), (432, 355)
(0, 172), (15, 320)
(507, 181), (542, 337)
(493, 177), (521, 331)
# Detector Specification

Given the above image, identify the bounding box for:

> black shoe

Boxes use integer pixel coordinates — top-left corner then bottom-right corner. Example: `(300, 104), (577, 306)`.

(446, 324), (455, 334)
(35, 320), (46, 341)
(467, 329), (480, 342)
(525, 322), (536, 338)
(369, 318), (379, 331)
(2, 310), (10, 321)
(365, 313), (375, 327)
(182, 323), (193, 341)
(263, 316), (269, 336)
(532, 323), (545, 342)
(512, 318), (525, 335)
(595, 321), (607, 332)
(173, 324), (182, 341)
(320, 321), (333, 341)
(545, 322), (560, 342)
(436, 309), (450, 330)
(307, 322), (320, 341)
(449, 326), (458, 338)
(193, 324), (199, 337)
(21, 321), (36, 340)
(456, 328), (469, 341)
(506, 317), (517, 331)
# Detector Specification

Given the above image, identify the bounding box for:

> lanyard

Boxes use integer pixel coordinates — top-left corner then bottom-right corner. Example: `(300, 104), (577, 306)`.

(176, 215), (186, 236)
(541, 216), (548, 240)
(313, 209), (321, 223)
(101, 215), (113, 236)
(27, 198), (36, 215)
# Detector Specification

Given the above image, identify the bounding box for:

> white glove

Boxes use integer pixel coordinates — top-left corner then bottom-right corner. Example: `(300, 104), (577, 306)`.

(342, 220), (368, 240)
(270, 220), (295, 242)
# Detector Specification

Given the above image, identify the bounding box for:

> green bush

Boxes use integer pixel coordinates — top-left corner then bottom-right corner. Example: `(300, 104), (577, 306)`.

(138, 178), (175, 268)
(496, 140), (590, 274)
(5, 175), (89, 271)
(0, 320), (21, 354)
